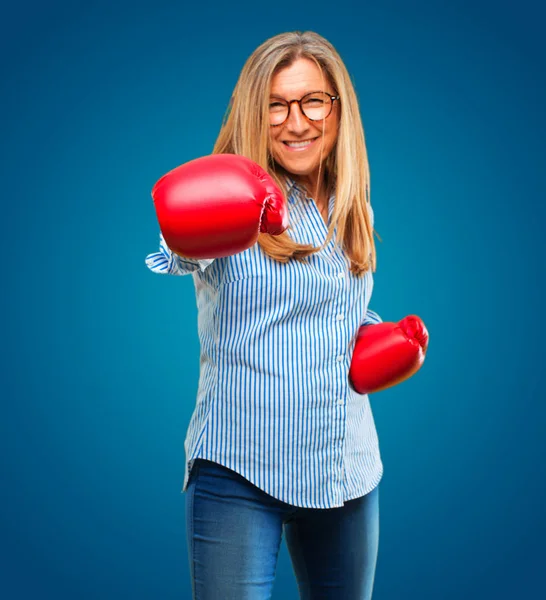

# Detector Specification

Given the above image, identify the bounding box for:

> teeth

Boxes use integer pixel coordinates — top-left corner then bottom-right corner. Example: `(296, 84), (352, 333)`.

(286, 139), (315, 148)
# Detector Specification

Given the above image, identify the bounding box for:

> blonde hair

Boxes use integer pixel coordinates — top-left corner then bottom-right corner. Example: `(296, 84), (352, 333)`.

(213, 30), (380, 277)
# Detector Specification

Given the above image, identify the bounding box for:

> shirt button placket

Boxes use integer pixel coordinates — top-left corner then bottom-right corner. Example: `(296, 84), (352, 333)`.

(334, 271), (346, 409)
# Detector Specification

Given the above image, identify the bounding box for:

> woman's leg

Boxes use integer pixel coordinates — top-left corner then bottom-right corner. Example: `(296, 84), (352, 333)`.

(284, 485), (380, 600)
(185, 459), (287, 600)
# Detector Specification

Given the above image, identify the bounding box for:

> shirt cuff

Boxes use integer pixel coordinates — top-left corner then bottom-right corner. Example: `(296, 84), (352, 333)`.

(145, 232), (215, 275)
(362, 308), (383, 326)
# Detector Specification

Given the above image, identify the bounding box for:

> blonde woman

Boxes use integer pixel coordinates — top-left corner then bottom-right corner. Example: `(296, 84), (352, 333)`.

(146, 30), (428, 600)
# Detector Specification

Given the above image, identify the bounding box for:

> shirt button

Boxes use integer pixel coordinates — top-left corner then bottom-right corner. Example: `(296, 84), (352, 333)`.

(338, 272), (344, 278)
(336, 355), (344, 362)
(337, 399), (344, 405)
(336, 314), (344, 321)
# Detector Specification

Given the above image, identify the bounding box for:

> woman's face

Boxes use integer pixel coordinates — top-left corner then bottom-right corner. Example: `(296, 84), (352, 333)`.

(268, 58), (340, 181)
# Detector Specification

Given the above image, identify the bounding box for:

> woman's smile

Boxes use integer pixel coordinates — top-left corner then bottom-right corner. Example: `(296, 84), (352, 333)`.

(282, 137), (319, 151)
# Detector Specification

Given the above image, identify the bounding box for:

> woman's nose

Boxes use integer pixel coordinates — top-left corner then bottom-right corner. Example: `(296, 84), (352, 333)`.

(285, 102), (309, 132)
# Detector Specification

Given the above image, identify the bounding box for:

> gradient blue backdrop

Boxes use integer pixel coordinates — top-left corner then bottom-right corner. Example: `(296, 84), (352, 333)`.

(2, 0), (545, 598)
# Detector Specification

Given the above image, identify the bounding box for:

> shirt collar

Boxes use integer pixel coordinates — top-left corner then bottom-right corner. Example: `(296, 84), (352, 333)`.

(284, 177), (306, 201)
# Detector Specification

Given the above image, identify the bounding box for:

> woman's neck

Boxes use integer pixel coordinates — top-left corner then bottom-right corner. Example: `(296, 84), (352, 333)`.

(292, 171), (329, 206)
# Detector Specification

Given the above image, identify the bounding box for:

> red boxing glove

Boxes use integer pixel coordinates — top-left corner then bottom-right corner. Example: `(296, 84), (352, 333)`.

(152, 154), (288, 259)
(349, 315), (429, 395)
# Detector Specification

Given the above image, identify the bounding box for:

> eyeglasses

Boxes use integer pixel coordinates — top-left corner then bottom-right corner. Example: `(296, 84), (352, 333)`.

(269, 91), (340, 127)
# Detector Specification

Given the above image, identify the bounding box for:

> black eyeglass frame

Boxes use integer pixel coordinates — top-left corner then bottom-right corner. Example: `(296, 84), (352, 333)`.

(269, 91), (340, 127)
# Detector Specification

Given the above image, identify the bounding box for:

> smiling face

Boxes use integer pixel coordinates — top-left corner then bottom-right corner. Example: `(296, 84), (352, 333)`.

(268, 57), (340, 187)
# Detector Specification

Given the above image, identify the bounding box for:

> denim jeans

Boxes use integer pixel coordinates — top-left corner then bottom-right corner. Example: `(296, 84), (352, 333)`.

(185, 458), (380, 599)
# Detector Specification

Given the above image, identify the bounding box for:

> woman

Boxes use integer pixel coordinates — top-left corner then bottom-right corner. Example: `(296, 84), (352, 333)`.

(147, 30), (385, 600)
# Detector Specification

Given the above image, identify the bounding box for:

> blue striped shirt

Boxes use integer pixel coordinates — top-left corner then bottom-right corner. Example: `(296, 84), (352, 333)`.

(145, 178), (384, 508)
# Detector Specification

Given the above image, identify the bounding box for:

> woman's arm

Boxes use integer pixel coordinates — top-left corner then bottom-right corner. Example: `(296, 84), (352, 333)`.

(145, 232), (215, 276)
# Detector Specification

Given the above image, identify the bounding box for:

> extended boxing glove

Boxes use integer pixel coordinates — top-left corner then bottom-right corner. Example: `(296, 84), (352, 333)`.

(349, 315), (429, 395)
(151, 154), (288, 259)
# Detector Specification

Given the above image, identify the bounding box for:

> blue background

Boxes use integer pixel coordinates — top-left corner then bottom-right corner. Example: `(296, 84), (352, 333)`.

(2, 0), (545, 598)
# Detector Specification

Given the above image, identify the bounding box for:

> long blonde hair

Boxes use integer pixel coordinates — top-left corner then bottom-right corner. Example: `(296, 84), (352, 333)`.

(213, 30), (379, 277)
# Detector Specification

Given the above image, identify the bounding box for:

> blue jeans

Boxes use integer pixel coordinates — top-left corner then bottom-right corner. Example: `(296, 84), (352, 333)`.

(185, 458), (380, 599)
